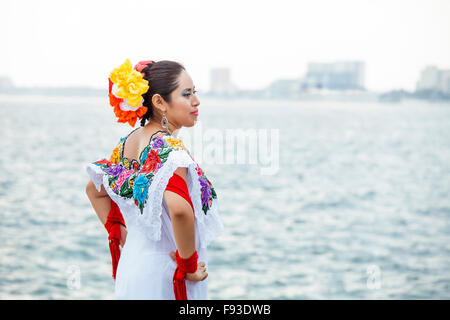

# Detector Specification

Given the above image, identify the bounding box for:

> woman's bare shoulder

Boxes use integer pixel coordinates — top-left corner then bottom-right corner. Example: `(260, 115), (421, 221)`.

(122, 127), (164, 160)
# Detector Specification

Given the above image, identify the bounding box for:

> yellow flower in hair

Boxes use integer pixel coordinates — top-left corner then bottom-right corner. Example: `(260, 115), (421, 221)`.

(116, 71), (149, 107)
(109, 58), (150, 108)
(110, 58), (133, 84)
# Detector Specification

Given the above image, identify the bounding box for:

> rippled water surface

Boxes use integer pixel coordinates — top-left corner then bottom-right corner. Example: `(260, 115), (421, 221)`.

(0, 94), (449, 299)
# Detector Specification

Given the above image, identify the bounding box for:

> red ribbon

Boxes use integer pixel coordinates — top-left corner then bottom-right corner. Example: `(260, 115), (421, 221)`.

(173, 250), (198, 300)
(104, 199), (126, 280)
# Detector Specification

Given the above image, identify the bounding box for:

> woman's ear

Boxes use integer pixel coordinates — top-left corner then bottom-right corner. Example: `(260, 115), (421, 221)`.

(151, 94), (166, 113)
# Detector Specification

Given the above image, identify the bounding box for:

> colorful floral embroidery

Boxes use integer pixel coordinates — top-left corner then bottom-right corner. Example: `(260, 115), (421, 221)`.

(133, 175), (149, 208)
(166, 137), (185, 149)
(152, 137), (165, 149)
(114, 168), (134, 192)
(191, 159), (217, 214)
(105, 163), (124, 177)
(141, 149), (161, 174)
(92, 132), (217, 215)
(110, 143), (122, 165)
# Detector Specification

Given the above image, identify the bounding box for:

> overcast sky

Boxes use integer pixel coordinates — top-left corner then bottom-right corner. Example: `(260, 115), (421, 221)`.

(1, 0), (449, 92)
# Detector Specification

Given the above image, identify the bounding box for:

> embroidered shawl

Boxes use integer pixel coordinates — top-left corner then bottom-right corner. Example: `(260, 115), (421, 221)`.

(86, 130), (223, 248)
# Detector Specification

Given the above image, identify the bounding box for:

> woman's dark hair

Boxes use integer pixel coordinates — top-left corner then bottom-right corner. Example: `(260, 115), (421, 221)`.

(139, 60), (186, 127)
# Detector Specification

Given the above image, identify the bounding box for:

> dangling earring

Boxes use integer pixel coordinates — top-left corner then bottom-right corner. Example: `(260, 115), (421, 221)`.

(161, 113), (169, 132)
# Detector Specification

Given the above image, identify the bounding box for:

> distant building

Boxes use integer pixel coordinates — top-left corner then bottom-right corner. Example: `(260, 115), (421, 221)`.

(416, 66), (440, 90)
(302, 61), (365, 90)
(416, 66), (450, 94)
(441, 70), (450, 94)
(0, 76), (14, 90)
(267, 78), (303, 99)
(209, 68), (237, 96)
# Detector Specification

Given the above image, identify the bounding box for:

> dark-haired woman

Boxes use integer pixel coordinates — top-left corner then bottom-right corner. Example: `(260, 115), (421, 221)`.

(85, 59), (223, 299)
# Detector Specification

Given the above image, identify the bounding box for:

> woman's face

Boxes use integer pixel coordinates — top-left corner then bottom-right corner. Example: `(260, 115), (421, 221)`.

(167, 70), (200, 128)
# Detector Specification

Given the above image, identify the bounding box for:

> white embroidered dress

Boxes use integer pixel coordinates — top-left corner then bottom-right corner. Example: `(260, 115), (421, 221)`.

(86, 130), (224, 299)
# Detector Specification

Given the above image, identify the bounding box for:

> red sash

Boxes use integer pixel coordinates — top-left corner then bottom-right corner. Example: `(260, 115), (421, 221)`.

(104, 199), (125, 280)
(166, 173), (194, 213)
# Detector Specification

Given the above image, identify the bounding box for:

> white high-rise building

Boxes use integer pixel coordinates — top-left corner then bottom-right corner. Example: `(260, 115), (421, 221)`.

(209, 68), (237, 95)
(416, 66), (440, 90)
(416, 66), (450, 94)
(303, 61), (365, 90)
(440, 70), (450, 94)
(0, 76), (13, 89)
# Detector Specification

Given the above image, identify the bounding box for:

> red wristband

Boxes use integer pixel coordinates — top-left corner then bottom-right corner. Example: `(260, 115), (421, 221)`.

(173, 250), (198, 300)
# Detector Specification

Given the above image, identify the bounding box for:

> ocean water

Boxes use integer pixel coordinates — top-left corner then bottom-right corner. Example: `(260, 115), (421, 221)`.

(0, 94), (449, 299)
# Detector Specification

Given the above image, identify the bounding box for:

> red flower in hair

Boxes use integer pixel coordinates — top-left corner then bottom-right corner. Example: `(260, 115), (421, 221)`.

(134, 60), (154, 74)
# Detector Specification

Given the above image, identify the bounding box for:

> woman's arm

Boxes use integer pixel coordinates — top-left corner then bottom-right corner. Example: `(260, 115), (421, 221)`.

(85, 180), (127, 246)
(85, 181), (110, 225)
(164, 167), (195, 259)
(165, 167), (207, 281)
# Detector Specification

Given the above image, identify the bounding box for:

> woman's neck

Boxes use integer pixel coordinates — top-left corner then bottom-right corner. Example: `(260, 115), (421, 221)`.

(143, 121), (180, 137)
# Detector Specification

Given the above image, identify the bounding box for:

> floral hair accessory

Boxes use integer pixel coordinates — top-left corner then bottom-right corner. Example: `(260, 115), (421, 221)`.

(108, 58), (150, 127)
(134, 60), (154, 74)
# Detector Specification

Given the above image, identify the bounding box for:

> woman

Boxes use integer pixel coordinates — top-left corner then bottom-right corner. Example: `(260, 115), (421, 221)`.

(85, 59), (224, 299)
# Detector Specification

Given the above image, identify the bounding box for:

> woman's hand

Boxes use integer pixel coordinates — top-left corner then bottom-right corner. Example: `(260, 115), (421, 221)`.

(169, 251), (208, 282)
(120, 224), (127, 248)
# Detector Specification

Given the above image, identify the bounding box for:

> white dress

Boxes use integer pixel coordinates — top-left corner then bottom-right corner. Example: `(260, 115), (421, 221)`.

(86, 130), (224, 299)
